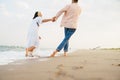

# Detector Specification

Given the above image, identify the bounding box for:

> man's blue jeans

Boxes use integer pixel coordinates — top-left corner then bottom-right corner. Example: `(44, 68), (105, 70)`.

(56, 27), (76, 52)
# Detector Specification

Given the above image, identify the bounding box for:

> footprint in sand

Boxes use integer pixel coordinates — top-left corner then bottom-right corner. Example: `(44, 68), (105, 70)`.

(56, 64), (64, 70)
(57, 64), (64, 67)
(112, 64), (120, 67)
(55, 64), (77, 80)
(55, 70), (67, 77)
(72, 66), (84, 70)
(56, 64), (65, 77)
(117, 64), (120, 66)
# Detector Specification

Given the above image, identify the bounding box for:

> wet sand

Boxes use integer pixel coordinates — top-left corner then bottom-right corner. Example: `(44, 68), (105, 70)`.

(0, 49), (120, 80)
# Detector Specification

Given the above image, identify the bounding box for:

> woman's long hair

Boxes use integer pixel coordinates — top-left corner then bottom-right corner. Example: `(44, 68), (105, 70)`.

(33, 11), (38, 19)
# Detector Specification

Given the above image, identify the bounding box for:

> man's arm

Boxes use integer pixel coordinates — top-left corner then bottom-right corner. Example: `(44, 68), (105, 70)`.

(54, 5), (70, 20)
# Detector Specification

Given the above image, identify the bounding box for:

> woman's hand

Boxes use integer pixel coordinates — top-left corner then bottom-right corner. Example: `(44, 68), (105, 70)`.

(52, 16), (57, 22)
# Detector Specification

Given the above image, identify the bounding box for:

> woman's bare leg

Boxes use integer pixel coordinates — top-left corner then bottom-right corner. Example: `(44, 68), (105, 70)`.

(25, 48), (29, 57)
(28, 46), (35, 51)
(25, 46), (36, 57)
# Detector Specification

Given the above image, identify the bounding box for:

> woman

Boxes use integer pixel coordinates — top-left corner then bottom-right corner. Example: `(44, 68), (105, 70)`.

(26, 11), (53, 57)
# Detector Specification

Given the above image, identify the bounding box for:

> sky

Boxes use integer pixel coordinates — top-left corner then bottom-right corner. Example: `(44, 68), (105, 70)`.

(0, 0), (120, 49)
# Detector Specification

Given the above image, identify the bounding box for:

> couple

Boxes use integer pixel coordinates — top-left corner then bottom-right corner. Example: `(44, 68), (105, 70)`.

(26, 0), (81, 57)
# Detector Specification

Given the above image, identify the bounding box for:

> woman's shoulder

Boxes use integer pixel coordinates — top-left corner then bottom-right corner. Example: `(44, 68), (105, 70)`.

(35, 17), (42, 20)
(33, 17), (42, 22)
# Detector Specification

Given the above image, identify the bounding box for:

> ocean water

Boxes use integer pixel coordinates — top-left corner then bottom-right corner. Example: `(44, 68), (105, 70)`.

(0, 46), (76, 65)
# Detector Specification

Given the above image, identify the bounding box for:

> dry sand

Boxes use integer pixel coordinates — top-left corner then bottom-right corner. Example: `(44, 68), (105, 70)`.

(0, 49), (120, 80)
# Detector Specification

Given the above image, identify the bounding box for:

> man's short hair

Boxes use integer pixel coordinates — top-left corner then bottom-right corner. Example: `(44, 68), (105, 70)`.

(74, 0), (78, 3)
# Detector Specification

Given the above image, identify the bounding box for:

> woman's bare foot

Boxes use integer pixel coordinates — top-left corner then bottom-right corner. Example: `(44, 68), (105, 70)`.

(25, 51), (34, 57)
(25, 54), (28, 57)
(50, 50), (58, 57)
(28, 53), (34, 57)
(25, 48), (28, 57)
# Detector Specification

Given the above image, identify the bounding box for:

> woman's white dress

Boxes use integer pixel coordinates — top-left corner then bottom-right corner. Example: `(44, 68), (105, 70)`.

(26, 17), (42, 48)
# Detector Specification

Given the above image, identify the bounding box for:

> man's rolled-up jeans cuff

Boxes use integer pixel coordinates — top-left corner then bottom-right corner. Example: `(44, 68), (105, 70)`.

(56, 49), (60, 52)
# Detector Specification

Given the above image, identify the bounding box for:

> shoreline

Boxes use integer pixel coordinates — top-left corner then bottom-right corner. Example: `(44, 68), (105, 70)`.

(0, 49), (120, 80)
(0, 48), (78, 66)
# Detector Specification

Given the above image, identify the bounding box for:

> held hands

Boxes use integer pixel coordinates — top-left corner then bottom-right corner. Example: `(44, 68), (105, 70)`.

(52, 16), (57, 22)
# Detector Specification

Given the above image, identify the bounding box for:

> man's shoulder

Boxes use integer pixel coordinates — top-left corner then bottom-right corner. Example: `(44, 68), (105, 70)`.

(65, 4), (71, 7)
(69, 3), (80, 7)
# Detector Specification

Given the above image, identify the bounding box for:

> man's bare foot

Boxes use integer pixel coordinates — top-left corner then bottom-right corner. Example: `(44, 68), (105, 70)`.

(64, 53), (67, 56)
(50, 52), (56, 57)
(50, 50), (58, 57)
(64, 52), (67, 56)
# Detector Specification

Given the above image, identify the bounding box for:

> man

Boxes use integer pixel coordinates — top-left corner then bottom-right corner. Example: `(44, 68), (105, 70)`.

(50, 0), (81, 57)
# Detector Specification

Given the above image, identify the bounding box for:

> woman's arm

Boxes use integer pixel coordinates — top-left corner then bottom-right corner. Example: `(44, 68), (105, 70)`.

(42, 19), (53, 23)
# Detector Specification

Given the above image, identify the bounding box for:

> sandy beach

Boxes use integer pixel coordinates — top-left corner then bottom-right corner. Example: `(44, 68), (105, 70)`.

(0, 49), (120, 80)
